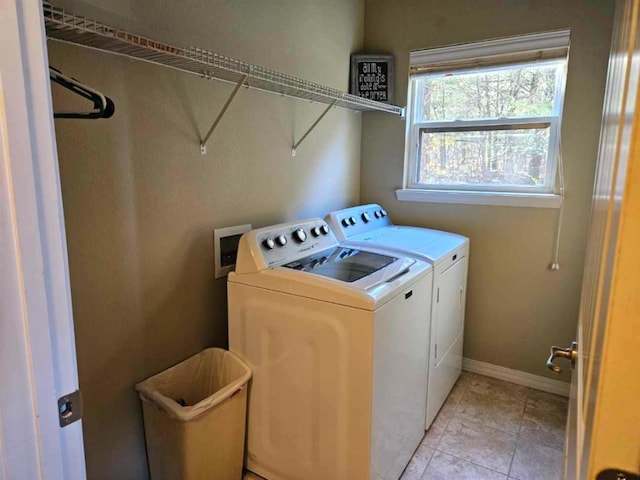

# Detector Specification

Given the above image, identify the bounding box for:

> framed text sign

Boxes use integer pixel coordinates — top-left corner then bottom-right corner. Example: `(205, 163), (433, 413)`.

(350, 54), (394, 103)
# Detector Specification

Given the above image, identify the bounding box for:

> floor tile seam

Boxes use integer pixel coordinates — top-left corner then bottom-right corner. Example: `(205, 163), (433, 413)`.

(450, 387), (464, 408)
(464, 389), (529, 411)
(514, 389), (529, 434)
(409, 445), (434, 480)
(516, 430), (566, 452)
(429, 423), (446, 450)
(411, 461), (429, 479)
(520, 417), (566, 433)
(435, 400), (460, 450)
(420, 445), (437, 477)
(445, 396), (462, 417)
(525, 388), (570, 408)
(450, 395), (463, 416)
(438, 376), (466, 416)
(437, 415), (517, 475)
(435, 381), (467, 442)
(459, 373), (473, 396)
(420, 432), (440, 450)
(507, 423), (523, 479)
(449, 409), (522, 436)
(431, 447), (512, 477)
(468, 375), (529, 396)
(456, 394), (528, 420)
(450, 376), (474, 417)
(429, 373), (480, 452)
(521, 411), (569, 431)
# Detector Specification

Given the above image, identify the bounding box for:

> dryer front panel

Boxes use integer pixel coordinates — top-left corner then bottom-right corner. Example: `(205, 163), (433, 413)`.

(426, 255), (468, 427)
(435, 257), (467, 366)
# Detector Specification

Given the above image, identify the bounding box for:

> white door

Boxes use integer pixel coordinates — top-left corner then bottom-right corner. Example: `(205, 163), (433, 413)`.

(558, 0), (640, 478)
(0, 1), (86, 479)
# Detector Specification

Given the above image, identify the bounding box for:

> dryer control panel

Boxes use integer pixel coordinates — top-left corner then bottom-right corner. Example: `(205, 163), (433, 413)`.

(326, 203), (393, 241)
(235, 218), (339, 273)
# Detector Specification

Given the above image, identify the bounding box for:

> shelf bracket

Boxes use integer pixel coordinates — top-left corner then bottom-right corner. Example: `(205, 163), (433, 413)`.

(291, 100), (337, 157)
(200, 74), (248, 154)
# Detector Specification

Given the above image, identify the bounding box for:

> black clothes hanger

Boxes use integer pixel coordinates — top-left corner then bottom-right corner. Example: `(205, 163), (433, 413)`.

(49, 66), (115, 119)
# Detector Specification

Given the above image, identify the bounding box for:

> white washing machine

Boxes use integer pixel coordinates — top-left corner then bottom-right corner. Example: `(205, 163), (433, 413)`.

(326, 204), (469, 429)
(228, 218), (433, 480)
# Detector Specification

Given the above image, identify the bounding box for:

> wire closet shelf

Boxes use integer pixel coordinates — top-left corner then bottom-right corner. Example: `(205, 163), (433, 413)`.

(42, 3), (405, 116)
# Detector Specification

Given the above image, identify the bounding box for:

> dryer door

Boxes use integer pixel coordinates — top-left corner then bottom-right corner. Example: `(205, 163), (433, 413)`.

(435, 257), (467, 364)
(427, 255), (468, 427)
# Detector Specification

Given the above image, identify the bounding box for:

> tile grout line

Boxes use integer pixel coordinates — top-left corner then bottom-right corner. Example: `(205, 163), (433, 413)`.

(507, 387), (531, 479)
(428, 376), (463, 450)
(431, 447), (514, 477)
(436, 372), (472, 444)
(515, 391), (569, 452)
(444, 411), (524, 437)
(420, 446), (436, 478)
(457, 373), (530, 432)
(508, 427), (523, 479)
(432, 415), (519, 477)
(443, 373), (526, 477)
(403, 435), (430, 480)
(419, 372), (474, 479)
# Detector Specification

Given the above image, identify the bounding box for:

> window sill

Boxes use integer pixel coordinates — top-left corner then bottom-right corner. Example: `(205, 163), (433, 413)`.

(395, 189), (563, 208)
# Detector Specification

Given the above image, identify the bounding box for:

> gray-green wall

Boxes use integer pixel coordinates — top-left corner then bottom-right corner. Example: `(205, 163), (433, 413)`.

(49, 0), (364, 478)
(360, 0), (615, 380)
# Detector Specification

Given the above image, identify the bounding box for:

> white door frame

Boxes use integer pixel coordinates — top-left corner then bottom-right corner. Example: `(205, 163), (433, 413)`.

(0, 0), (85, 478)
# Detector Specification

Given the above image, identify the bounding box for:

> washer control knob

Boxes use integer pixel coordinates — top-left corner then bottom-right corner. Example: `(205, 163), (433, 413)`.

(374, 210), (381, 218)
(349, 216), (357, 225)
(262, 237), (275, 250)
(311, 226), (321, 237)
(342, 218), (350, 227)
(362, 212), (371, 223)
(276, 235), (287, 247)
(293, 228), (307, 243)
(320, 225), (330, 235)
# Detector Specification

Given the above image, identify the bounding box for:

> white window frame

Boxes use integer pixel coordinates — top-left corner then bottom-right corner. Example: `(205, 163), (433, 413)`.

(398, 30), (570, 208)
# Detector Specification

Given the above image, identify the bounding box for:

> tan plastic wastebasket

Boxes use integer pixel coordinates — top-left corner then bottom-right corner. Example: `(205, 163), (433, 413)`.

(136, 348), (251, 480)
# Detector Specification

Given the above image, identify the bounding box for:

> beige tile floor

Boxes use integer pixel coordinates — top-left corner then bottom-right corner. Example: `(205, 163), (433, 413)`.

(402, 371), (568, 480)
(242, 371), (568, 480)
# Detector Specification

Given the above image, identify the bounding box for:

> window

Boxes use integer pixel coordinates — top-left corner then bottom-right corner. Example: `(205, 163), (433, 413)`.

(400, 31), (570, 207)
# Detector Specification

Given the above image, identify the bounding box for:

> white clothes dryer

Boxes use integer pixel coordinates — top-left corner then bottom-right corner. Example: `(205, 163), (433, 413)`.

(326, 204), (469, 429)
(228, 218), (433, 480)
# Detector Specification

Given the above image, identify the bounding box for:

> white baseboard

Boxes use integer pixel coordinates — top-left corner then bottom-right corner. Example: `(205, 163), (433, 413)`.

(462, 357), (570, 397)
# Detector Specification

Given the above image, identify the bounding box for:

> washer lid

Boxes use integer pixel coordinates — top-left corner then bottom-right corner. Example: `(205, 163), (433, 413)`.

(229, 253), (429, 310)
(282, 246), (396, 283)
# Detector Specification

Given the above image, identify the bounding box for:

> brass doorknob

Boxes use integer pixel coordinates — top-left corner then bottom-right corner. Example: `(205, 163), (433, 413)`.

(546, 341), (578, 373)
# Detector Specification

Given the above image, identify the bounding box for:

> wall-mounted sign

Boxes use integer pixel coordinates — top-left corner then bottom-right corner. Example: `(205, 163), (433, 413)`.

(350, 54), (394, 103)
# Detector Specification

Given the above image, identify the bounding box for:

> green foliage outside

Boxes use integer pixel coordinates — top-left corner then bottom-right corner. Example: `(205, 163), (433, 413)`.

(418, 62), (559, 187)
